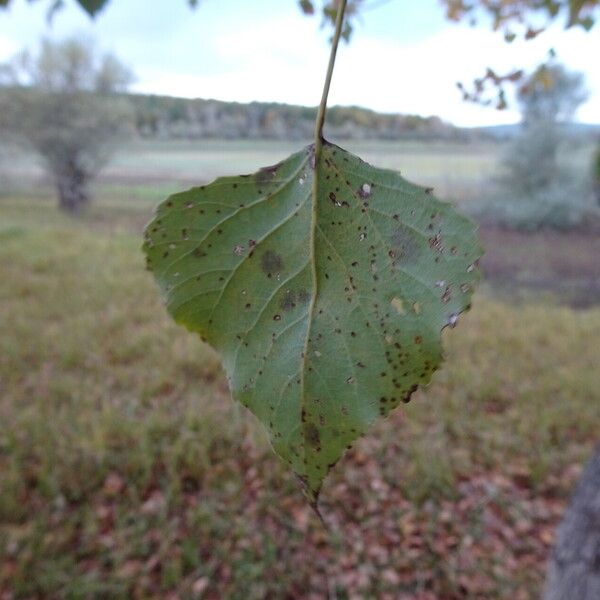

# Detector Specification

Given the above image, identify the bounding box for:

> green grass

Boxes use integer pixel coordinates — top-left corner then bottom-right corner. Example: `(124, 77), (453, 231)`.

(1, 198), (599, 599)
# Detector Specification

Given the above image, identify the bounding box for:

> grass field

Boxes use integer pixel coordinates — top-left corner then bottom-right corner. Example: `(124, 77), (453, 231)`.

(6, 136), (594, 210)
(1, 139), (599, 599)
(3, 138), (504, 206)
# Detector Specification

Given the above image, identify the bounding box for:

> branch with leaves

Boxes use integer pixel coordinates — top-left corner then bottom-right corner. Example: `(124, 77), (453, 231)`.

(0, 0), (199, 18)
(441, 0), (599, 108)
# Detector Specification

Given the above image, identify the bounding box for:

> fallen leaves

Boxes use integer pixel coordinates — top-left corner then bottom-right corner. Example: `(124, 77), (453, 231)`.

(0, 417), (592, 599)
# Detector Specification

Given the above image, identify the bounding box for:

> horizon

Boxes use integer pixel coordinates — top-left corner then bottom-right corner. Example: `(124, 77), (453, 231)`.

(122, 89), (600, 129)
(0, 0), (599, 127)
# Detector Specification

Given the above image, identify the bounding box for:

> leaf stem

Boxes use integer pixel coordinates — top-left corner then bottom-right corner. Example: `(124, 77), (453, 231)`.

(314, 0), (347, 153)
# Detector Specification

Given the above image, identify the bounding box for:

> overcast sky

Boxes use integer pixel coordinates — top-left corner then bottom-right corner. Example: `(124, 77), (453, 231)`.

(0, 0), (598, 127)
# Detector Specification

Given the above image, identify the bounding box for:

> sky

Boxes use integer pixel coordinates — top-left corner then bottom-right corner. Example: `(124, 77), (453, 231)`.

(0, 0), (598, 127)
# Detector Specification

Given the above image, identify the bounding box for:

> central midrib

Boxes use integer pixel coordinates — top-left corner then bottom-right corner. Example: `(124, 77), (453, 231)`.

(299, 143), (320, 478)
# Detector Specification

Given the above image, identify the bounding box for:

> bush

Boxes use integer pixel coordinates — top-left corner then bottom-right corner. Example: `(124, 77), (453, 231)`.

(472, 124), (597, 230)
(473, 177), (594, 231)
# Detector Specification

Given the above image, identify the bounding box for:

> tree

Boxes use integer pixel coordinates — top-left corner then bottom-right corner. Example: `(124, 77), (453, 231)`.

(0, 38), (133, 212)
(543, 444), (600, 600)
(504, 63), (587, 194)
(519, 63), (588, 124)
(475, 63), (593, 229)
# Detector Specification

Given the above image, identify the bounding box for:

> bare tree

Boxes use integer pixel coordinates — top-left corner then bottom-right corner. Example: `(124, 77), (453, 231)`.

(0, 38), (133, 212)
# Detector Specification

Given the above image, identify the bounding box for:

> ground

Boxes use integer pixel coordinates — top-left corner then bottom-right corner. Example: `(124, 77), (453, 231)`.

(0, 139), (599, 599)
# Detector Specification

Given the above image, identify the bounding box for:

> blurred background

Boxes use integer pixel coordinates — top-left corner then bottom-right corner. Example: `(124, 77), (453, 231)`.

(0, 1), (599, 598)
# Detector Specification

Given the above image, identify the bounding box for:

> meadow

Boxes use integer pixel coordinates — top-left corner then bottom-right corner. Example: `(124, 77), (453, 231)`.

(1, 139), (599, 599)
(4, 138), (502, 205)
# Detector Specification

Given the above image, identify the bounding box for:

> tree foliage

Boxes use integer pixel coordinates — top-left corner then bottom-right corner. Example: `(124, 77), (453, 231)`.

(127, 94), (453, 141)
(0, 38), (133, 212)
(518, 62), (588, 125)
(441, 0), (599, 107)
(442, 0), (599, 33)
(298, 0), (364, 41)
(0, 0), (199, 18)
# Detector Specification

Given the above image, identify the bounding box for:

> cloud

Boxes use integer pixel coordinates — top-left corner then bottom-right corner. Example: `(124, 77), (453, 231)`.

(134, 19), (600, 127)
(0, 35), (17, 57)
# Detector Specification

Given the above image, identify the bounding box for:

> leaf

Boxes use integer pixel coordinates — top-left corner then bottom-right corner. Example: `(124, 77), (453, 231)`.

(0, 0), (106, 17)
(74, 0), (110, 16)
(143, 141), (483, 502)
(299, 0), (315, 15)
(568, 0), (587, 26)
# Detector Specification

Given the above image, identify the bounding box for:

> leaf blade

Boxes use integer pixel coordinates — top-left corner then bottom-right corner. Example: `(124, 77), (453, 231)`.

(143, 141), (483, 501)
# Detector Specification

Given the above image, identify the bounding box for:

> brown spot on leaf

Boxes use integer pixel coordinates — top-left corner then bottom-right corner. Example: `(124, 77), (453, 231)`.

(261, 250), (284, 276)
(428, 233), (444, 253)
(280, 290), (296, 311)
(297, 289), (310, 304)
(255, 162), (281, 186)
(305, 423), (320, 447)
(391, 225), (420, 266)
(403, 384), (418, 403)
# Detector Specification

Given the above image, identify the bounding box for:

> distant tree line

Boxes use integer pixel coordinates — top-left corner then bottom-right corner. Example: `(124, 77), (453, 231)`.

(128, 94), (459, 141)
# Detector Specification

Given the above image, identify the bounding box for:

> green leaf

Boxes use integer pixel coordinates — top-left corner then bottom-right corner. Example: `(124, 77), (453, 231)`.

(143, 141), (483, 502)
